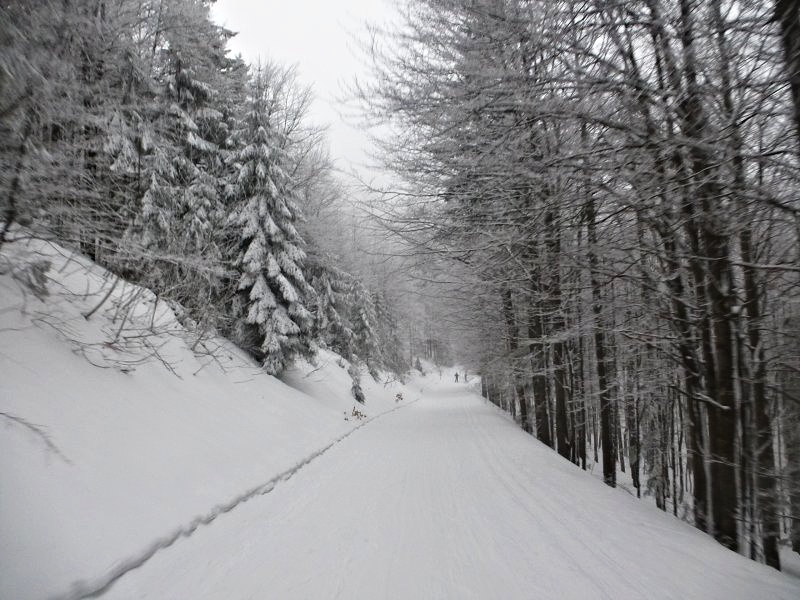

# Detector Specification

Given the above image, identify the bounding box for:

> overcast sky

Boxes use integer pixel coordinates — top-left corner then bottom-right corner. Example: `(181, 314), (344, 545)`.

(210, 1), (396, 176)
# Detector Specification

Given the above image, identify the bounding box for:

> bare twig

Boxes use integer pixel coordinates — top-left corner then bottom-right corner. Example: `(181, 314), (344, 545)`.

(82, 276), (119, 320)
(0, 411), (72, 464)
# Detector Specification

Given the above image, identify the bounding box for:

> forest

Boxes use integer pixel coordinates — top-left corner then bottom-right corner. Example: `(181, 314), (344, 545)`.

(2, 0), (800, 574)
(0, 0), (414, 399)
(359, 0), (800, 571)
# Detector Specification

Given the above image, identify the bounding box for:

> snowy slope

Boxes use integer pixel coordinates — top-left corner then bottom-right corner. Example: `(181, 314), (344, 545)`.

(0, 239), (412, 600)
(105, 380), (800, 600)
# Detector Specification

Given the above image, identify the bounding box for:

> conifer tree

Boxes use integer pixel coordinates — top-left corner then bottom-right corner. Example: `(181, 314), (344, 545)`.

(305, 244), (356, 359)
(348, 280), (383, 379)
(161, 4), (234, 254)
(372, 290), (408, 375)
(227, 68), (313, 374)
(112, 0), (244, 325)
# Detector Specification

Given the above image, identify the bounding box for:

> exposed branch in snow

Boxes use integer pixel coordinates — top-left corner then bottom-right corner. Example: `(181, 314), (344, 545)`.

(0, 411), (72, 464)
(82, 276), (119, 320)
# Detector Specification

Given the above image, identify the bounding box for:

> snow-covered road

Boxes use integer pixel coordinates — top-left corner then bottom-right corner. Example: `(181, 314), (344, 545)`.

(107, 380), (800, 600)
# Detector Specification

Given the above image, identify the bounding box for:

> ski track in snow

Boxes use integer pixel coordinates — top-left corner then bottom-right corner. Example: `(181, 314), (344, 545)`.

(95, 380), (800, 600)
(49, 381), (800, 600)
(50, 398), (420, 600)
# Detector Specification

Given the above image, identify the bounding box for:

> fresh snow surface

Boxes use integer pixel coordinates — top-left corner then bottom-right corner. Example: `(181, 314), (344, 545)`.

(0, 239), (410, 600)
(2, 239), (800, 600)
(103, 381), (799, 600)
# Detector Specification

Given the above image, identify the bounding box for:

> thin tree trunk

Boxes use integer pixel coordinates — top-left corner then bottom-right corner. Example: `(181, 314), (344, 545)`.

(503, 289), (530, 433)
(742, 228), (780, 568)
(577, 337), (588, 470)
(586, 193), (615, 487)
(0, 116), (32, 250)
(617, 393), (626, 474)
(628, 372), (641, 497)
(677, 392), (685, 506)
(553, 338), (570, 459)
(546, 215), (570, 460)
(671, 395), (679, 517)
(528, 300), (553, 447)
(774, 0), (800, 154)
(782, 316), (800, 552)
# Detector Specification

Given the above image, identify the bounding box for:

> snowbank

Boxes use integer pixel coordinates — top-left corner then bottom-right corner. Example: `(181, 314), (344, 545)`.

(0, 238), (412, 600)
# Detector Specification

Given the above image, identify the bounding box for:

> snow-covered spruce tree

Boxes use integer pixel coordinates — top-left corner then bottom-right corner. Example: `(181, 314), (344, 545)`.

(347, 280), (383, 380)
(226, 68), (314, 374)
(161, 3), (239, 253)
(305, 248), (376, 403)
(127, 2), (242, 321)
(168, 57), (220, 252)
(372, 290), (409, 376)
(0, 0), (138, 258)
(304, 243), (356, 359)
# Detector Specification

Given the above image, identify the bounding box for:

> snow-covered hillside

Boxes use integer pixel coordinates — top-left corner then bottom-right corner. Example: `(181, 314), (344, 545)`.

(0, 239), (413, 600)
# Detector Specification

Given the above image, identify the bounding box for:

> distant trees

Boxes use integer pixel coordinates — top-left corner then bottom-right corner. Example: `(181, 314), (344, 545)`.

(364, 0), (800, 569)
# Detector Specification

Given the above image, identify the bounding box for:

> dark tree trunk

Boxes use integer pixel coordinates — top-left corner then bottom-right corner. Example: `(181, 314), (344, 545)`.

(586, 194), (615, 487)
(775, 0), (800, 154)
(678, 0), (738, 552)
(528, 301), (553, 447)
(503, 289), (530, 433)
(699, 116), (740, 551)
(0, 116), (32, 250)
(741, 228), (781, 569)
(656, 217), (708, 530)
(670, 395), (679, 517)
(639, 2), (709, 530)
(617, 394), (626, 474)
(712, 0), (780, 565)
(554, 339), (570, 459)
(783, 315), (800, 553)
(546, 213), (570, 459)
(628, 374), (641, 497)
(576, 338), (587, 470)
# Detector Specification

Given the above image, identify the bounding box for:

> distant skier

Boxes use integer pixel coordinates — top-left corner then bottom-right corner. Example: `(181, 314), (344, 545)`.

(454, 372), (459, 383)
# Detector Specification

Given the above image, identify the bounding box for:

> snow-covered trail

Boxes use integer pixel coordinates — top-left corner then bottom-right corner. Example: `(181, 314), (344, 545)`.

(108, 380), (799, 600)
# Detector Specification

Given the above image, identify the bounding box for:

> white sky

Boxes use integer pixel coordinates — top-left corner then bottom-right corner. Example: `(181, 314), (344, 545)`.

(210, 1), (396, 176)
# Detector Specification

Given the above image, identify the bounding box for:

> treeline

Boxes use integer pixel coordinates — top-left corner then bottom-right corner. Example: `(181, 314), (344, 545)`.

(0, 0), (407, 388)
(364, 0), (800, 568)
